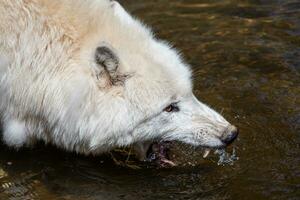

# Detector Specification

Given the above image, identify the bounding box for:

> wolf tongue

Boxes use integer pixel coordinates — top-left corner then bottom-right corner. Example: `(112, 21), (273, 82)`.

(203, 149), (211, 158)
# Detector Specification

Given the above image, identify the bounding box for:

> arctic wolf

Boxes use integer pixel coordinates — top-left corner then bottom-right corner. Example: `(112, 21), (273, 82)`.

(0, 0), (238, 163)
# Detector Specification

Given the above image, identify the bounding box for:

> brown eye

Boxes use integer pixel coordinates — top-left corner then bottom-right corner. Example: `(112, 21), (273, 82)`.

(164, 105), (173, 112)
(164, 103), (179, 112)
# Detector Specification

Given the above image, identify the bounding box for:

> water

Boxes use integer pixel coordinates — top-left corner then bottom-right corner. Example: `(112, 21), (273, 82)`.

(0, 0), (300, 199)
(215, 148), (239, 166)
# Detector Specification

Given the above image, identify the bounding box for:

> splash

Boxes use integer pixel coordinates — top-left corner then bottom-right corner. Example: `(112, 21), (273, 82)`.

(214, 148), (239, 166)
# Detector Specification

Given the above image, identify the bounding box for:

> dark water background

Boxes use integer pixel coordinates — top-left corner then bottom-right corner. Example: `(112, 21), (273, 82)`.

(0, 0), (300, 199)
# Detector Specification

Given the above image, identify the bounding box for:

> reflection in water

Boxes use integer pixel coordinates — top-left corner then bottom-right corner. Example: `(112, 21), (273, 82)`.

(0, 0), (299, 199)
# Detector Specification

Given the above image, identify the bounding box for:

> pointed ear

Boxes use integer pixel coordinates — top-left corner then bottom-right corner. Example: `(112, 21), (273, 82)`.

(95, 45), (119, 75)
(94, 44), (131, 87)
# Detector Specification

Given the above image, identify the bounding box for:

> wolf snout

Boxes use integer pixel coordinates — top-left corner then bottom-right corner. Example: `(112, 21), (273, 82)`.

(221, 125), (239, 146)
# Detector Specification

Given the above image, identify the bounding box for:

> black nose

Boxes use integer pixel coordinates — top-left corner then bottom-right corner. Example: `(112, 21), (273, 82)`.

(222, 126), (239, 145)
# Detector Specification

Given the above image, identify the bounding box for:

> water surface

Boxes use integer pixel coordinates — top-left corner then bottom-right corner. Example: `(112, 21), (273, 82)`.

(1, 0), (299, 199)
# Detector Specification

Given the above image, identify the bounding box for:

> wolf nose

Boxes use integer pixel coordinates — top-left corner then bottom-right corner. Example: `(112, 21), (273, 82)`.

(222, 125), (239, 145)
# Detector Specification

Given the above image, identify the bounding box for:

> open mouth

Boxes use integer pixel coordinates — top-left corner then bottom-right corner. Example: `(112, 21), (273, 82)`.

(132, 127), (239, 168)
(144, 142), (216, 167)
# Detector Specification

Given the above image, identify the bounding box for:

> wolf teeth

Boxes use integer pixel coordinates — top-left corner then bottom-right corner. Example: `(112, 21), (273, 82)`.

(203, 149), (211, 158)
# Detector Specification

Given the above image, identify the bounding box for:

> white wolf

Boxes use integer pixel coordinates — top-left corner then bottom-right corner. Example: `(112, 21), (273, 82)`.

(0, 0), (238, 162)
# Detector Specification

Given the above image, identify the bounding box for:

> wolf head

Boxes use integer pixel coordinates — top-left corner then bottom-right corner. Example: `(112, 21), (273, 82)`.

(76, 1), (238, 155)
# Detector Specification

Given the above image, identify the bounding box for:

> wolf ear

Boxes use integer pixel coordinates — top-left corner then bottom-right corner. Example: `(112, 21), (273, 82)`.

(94, 44), (130, 87)
(95, 45), (119, 77)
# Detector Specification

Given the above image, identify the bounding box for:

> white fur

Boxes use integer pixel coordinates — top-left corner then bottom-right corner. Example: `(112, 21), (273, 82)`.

(0, 0), (233, 156)
(3, 120), (27, 148)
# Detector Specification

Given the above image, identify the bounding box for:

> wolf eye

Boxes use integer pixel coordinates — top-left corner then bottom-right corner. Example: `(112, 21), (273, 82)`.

(164, 103), (179, 112)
